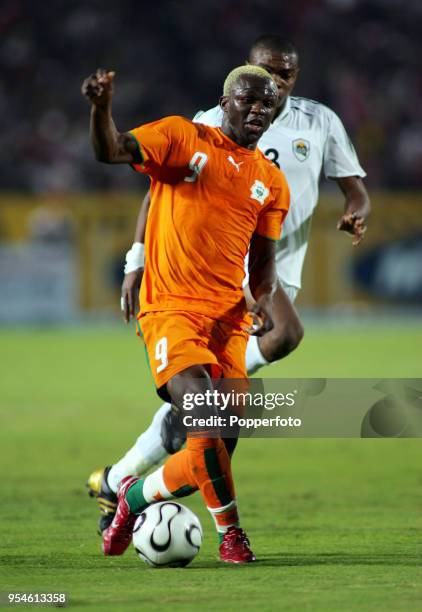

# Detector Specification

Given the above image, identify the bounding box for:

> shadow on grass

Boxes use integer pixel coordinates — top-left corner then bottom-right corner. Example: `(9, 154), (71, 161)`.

(253, 552), (422, 567)
(175, 552), (422, 570)
(2, 552), (421, 572)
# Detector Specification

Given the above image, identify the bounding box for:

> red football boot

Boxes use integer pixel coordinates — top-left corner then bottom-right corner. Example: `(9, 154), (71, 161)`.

(219, 526), (257, 564)
(102, 476), (140, 556)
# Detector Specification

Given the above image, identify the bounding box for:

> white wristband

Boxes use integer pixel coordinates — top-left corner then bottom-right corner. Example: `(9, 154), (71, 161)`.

(124, 242), (145, 274)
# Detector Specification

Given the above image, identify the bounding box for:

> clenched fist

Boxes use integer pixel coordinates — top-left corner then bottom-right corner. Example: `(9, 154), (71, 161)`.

(82, 68), (115, 106)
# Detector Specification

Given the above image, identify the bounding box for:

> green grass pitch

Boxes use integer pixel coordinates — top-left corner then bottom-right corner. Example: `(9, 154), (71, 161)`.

(1, 323), (421, 611)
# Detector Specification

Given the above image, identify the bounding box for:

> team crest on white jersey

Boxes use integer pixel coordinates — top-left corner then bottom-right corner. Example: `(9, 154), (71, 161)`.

(292, 139), (310, 162)
(250, 180), (269, 205)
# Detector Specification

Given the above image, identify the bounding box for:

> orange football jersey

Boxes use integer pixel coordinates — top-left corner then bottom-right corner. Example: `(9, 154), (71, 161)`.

(130, 116), (290, 323)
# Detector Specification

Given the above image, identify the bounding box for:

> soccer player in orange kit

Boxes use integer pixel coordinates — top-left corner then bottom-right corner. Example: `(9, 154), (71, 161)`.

(82, 64), (290, 563)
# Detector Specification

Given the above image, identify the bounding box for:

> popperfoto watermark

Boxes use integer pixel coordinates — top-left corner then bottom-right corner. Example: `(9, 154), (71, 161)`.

(182, 413), (302, 429)
(180, 379), (302, 437)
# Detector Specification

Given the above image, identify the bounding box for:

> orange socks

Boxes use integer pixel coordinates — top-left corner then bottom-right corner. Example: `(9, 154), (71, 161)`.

(162, 436), (239, 533)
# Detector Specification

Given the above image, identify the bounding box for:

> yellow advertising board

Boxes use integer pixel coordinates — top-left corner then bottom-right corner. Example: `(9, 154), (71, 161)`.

(0, 192), (420, 317)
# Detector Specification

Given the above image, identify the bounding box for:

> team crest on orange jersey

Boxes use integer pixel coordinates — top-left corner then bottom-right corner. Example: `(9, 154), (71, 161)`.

(250, 180), (269, 205)
(292, 139), (310, 162)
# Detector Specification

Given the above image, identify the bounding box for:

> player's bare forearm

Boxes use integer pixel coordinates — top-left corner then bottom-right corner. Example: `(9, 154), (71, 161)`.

(89, 105), (139, 164)
(335, 176), (371, 245)
(247, 281), (276, 336)
(247, 234), (277, 335)
(249, 234), (277, 294)
(338, 176), (371, 218)
(120, 193), (150, 322)
(134, 192), (151, 243)
(90, 104), (119, 162)
(82, 69), (140, 164)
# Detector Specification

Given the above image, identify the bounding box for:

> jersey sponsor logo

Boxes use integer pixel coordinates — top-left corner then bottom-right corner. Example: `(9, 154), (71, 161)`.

(292, 139), (310, 162)
(227, 155), (244, 172)
(250, 180), (269, 206)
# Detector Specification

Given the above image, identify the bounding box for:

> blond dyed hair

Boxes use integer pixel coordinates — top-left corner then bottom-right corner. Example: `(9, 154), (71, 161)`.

(223, 65), (274, 96)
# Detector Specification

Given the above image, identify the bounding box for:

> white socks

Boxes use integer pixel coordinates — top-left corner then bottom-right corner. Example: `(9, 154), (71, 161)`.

(208, 499), (239, 534)
(107, 402), (172, 493)
(142, 466), (173, 503)
(245, 334), (269, 375)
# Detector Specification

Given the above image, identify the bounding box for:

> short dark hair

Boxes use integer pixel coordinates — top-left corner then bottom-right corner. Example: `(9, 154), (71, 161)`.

(249, 35), (298, 59)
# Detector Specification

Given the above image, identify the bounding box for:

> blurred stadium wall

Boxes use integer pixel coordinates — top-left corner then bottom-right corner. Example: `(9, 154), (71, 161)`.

(0, 192), (420, 323)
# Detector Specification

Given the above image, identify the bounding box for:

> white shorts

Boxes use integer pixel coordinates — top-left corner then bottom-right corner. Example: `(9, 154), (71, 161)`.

(280, 282), (299, 304)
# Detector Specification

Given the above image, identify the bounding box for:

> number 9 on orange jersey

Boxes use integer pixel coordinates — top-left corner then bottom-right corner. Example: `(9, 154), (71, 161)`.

(138, 311), (248, 401)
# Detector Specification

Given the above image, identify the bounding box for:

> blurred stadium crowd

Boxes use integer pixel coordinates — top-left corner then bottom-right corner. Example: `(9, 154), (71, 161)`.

(1, 0), (421, 192)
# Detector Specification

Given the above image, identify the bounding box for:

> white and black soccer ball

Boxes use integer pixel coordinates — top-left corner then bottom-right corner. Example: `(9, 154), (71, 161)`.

(132, 502), (203, 568)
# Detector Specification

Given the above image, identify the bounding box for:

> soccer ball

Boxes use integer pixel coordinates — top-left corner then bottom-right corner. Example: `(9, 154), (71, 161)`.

(132, 501), (203, 568)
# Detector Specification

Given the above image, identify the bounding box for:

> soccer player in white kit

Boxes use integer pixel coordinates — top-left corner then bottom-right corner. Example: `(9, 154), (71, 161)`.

(87, 35), (371, 531)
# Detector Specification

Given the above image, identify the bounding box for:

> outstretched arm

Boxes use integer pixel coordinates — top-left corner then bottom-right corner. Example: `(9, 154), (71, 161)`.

(335, 176), (371, 246)
(81, 68), (142, 164)
(247, 233), (278, 336)
(121, 192), (151, 323)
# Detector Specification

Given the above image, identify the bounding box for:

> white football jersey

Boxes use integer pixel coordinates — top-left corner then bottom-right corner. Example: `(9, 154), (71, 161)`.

(193, 97), (366, 289)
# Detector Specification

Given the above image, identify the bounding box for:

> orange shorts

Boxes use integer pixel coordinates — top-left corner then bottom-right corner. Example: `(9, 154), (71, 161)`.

(138, 310), (248, 398)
